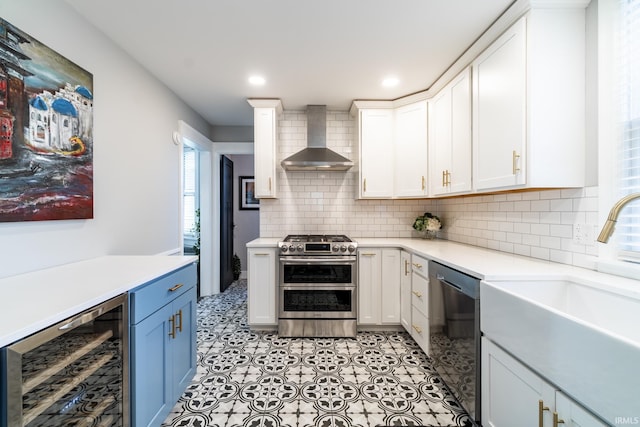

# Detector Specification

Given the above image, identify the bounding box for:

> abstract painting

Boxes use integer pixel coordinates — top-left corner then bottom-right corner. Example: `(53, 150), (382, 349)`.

(0, 17), (93, 222)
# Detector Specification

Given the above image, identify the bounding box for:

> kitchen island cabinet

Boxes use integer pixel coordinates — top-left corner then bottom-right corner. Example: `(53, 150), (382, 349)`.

(129, 263), (197, 427)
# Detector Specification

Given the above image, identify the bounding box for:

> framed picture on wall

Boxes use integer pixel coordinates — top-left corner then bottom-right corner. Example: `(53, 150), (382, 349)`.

(240, 176), (259, 210)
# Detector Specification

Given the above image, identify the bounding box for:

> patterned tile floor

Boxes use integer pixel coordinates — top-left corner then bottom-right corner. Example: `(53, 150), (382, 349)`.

(162, 280), (474, 427)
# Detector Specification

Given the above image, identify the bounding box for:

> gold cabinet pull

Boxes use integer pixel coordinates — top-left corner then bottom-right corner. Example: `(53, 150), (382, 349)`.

(412, 290), (423, 298)
(538, 400), (550, 427)
(513, 150), (521, 174)
(404, 259), (410, 275)
(411, 324), (422, 334)
(168, 314), (176, 339)
(446, 170), (451, 186)
(176, 309), (183, 333)
(442, 170), (446, 187)
(553, 412), (565, 427)
(421, 175), (425, 191)
(363, 178), (367, 192)
(360, 252), (376, 257)
(168, 283), (183, 292)
(412, 262), (422, 269)
(269, 177), (272, 192)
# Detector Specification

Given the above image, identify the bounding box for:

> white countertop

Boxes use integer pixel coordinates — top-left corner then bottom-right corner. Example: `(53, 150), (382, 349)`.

(0, 255), (197, 347)
(247, 237), (640, 299)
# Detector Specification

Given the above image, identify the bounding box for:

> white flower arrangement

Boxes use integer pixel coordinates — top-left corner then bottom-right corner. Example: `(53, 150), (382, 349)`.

(412, 212), (442, 232)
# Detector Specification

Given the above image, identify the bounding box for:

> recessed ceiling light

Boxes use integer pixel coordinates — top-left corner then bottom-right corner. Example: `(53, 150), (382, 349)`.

(249, 75), (266, 86)
(382, 76), (399, 87)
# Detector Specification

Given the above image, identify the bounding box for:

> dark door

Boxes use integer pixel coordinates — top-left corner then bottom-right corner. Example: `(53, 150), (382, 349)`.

(220, 155), (234, 292)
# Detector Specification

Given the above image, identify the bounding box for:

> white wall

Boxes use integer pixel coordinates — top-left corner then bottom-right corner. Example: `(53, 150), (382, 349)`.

(228, 154), (259, 274)
(261, 109), (601, 271)
(0, 1), (210, 278)
(211, 126), (254, 143)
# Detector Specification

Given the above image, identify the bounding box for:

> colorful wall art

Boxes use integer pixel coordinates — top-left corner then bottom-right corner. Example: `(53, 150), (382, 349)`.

(0, 17), (93, 222)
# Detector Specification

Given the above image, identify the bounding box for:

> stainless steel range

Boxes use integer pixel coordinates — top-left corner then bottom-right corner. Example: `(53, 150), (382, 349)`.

(278, 235), (358, 338)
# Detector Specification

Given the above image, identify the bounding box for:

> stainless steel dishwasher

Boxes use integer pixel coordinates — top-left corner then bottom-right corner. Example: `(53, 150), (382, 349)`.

(428, 260), (481, 424)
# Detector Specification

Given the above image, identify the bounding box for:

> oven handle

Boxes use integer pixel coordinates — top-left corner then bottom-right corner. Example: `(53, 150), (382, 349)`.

(280, 257), (356, 264)
(280, 284), (356, 290)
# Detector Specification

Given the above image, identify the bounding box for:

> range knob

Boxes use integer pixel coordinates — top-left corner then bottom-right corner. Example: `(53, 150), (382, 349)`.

(289, 245), (296, 252)
(340, 245), (347, 252)
(296, 245), (303, 252)
(332, 245), (340, 252)
(281, 245), (288, 252)
(348, 245), (356, 253)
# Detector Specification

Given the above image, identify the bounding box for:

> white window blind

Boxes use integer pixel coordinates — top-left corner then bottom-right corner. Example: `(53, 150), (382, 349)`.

(616, 0), (640, 259)
(183, 148), (198, 236)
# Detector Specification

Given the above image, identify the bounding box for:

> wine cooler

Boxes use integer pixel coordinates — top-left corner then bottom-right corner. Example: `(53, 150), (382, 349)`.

(1, 294), (128, 427)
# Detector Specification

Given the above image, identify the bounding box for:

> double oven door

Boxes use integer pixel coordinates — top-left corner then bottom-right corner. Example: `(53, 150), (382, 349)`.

(279, 257), (356, 320)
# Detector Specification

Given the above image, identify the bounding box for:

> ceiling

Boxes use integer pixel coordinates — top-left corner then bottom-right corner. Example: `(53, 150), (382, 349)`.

(66, 0), (515, 127)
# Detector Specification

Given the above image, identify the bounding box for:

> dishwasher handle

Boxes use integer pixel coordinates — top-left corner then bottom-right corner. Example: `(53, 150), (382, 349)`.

(436, 274), (462, 291)
(431, 264), (480, 300)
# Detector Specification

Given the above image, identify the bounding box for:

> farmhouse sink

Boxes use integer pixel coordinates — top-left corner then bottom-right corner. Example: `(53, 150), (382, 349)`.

(481, 278), (640, 424)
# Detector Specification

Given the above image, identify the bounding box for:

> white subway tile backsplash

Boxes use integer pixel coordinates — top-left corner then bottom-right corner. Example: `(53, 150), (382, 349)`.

(260, 108), (600, 270)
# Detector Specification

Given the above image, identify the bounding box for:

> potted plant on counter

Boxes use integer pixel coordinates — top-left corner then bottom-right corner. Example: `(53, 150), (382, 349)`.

(413, 212), (442, 239)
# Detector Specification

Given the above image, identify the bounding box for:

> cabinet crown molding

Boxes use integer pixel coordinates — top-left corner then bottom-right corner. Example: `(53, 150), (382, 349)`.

(247, 99), (283, 113)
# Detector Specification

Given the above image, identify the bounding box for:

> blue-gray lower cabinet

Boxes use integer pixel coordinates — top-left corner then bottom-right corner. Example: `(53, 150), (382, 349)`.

(129, 264), (197, 427)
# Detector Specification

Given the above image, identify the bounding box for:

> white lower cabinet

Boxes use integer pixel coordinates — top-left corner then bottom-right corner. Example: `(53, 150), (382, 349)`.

(399, 250), (412, 331)
(410, 306), (428, 352)
(247, 248), (278, 326)
(482, 337), (607, 427)
(358, 248), (400, 325)
(409, 254), (429, 355)
(380, 249), (401, 323)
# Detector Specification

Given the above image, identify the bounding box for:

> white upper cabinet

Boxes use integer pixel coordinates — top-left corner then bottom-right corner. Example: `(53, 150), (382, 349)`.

(394, 101), (428, 197)
(473, 8), (586, 192)
(248, 99), (282, 198)
(472, 18), (527, 190)
(429, 67), (472, 196)
(355, 107), (394, 199)
(352, 100), (428, 199)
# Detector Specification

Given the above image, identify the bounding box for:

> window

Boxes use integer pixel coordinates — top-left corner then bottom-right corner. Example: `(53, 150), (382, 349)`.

(183, 147), (198, 236)
(616, 0), (640, 260)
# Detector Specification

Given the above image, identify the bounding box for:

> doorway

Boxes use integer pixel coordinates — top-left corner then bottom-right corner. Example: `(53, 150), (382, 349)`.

(178, 120), (257, 296)
(220, 155), (234, 292)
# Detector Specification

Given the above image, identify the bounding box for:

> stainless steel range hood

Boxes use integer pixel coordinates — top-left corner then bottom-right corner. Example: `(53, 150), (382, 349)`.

(281, 105), (353, 171)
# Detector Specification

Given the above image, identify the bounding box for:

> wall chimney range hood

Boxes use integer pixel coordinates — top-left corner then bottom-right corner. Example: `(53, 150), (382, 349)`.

(281, 105), (353, 171)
